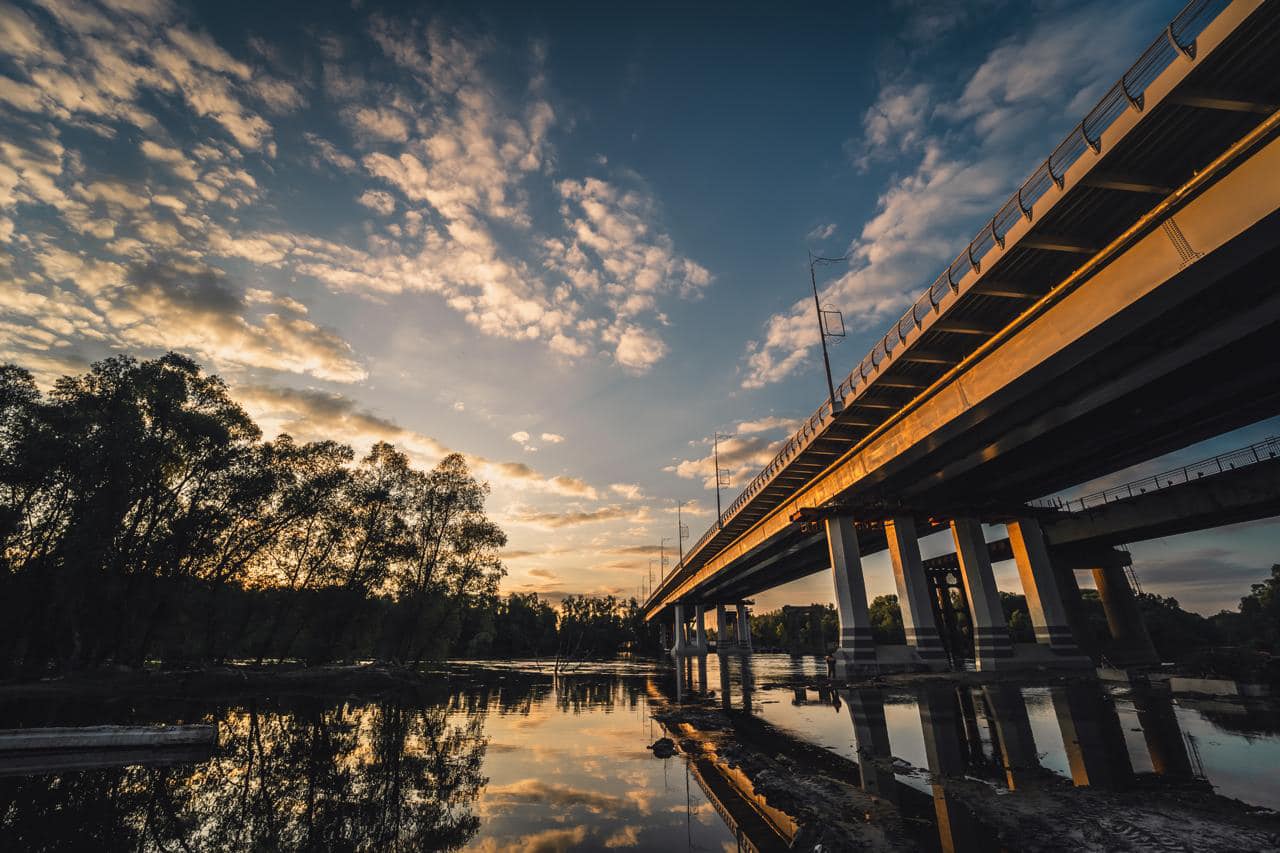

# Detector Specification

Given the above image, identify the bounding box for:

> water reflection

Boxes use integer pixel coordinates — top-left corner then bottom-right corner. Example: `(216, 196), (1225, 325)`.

(1, 697), (488, 851)
(1, 660), (1277, 851)
(663, 653), (1280, 852)
(0, 671), (741, 852)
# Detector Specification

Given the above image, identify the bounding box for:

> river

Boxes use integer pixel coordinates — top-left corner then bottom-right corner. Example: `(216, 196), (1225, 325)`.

(1, 656), (1277, 851)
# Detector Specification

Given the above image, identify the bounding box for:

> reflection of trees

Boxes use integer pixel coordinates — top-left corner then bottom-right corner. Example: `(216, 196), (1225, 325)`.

(0, 696), (489, 851)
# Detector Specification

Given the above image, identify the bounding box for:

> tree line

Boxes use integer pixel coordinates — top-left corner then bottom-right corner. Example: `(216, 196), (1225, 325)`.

(0, 353), (652, 678)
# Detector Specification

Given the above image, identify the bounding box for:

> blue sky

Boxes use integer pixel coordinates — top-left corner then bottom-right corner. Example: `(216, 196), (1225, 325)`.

(2, 0), (1276, 614)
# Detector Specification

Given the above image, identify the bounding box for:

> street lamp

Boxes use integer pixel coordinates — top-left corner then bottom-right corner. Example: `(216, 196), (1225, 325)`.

(713, 432), (732, 528)
(809, 251), (849, 413)
(676, 500), (689, 564)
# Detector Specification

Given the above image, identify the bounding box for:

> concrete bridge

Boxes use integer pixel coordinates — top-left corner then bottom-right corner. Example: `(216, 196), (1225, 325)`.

(647, 0), (1280, 676)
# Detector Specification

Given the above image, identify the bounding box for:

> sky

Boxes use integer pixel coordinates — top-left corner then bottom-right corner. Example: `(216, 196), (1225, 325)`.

(1, 0), (1276, 616)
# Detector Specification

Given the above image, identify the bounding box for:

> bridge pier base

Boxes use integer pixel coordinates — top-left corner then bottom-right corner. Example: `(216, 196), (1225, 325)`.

(1008, 519), (1093, 668)
(825, 515), (879, 677)
(736, 601), (752, 651)
(886, 516), (950, 671)
(952, 518), (1015, 670)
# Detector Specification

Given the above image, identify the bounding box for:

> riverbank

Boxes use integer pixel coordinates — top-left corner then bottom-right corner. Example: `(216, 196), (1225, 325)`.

(0, 662), (449, 700)
(651, 690), (1280, 852)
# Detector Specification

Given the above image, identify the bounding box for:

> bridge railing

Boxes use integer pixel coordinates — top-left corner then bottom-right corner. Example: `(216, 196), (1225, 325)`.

(655, 0), (1230, 607)
(1030, 436), (1280, 513)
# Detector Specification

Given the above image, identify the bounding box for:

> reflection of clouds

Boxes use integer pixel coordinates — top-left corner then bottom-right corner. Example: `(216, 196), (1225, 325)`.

(484, 778), (626, 813)
(485, 742), (523, 753)
(470, 825), (590, 853)
(604, 825), (641, 847)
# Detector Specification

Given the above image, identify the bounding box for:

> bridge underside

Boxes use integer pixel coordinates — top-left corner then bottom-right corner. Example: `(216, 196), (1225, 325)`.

(661, 207), (1280, 611)
(646, 1), (1280, 626)
(679, 449), (1280, 608)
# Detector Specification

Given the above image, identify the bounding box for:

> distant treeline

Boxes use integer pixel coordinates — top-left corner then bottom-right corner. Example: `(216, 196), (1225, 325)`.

(0, 353), (653, 678)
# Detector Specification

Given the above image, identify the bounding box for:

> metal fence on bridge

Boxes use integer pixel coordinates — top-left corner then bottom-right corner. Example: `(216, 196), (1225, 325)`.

(1030, 435), (1280, 513)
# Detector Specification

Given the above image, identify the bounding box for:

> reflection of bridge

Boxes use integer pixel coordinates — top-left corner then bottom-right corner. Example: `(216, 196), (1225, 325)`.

(650, 0), (1280, 675)
(656, 660), (1215, 852)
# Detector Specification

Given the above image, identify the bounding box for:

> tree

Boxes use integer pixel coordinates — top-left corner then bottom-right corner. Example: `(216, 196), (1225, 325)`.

(1233, 564), (1280, 653)
(868, 595), (905, 644)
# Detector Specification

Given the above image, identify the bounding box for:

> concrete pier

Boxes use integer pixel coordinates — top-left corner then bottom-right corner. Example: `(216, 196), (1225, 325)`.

(825, 514), (877, 676)
(1092, 564), (1159, 666)
(886, 515), (949, 670)
(1008, 518), (1080, 654)
(952, 518), (1014, 669)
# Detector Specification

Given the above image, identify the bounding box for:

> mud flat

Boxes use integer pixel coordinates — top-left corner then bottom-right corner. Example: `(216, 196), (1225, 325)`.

(651, 698), (1280, 853)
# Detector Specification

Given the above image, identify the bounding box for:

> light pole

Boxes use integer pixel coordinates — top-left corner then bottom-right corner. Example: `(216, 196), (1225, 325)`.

(713, 432), (732, 528)
(676, 500), (689, 564)
(660, 537), (672, 581)
(809, 251), (848, 413)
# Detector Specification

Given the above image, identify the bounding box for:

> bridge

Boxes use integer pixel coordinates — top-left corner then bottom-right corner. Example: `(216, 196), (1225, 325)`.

(648, 0), (1280, 676)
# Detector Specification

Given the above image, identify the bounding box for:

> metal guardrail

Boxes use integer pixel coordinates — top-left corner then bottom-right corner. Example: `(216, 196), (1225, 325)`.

(657, 0), (1231, 605)
(1030, 436), (1280, 513)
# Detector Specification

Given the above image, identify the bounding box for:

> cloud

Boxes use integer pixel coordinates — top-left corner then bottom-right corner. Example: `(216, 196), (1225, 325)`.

(852, 82), (931, 169)
(735, 415), (800, 435)
(235, 385), (603, 500)
(1126, 541), (1279, 615)
(356, 189), (396, 216)
(609, 483), (644, 500)
(139, 140), (199, 181)
(540, 432), (564, 443)
(806, 222), (838, 241)
(507, 505), (642, 530)
(741, 0), (1160, 390)
(667, 434), (784, 491)
(345, 105), (411, 142)
(305, 132), (357, 172)
(511, 430), (530, 443)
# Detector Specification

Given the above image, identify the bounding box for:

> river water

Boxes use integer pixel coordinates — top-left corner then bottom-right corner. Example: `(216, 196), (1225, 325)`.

(1, 655), (1277, 851)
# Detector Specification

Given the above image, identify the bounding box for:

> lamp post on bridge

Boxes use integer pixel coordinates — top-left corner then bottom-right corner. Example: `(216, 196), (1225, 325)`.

(676, 500), (689, 565)
(809, 251), (848, 414)
(660, 537), (672, 583)
(713, 432), (732, 528)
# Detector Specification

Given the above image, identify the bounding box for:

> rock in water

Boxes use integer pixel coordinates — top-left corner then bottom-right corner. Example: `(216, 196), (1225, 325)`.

(649, 737), (676, 758)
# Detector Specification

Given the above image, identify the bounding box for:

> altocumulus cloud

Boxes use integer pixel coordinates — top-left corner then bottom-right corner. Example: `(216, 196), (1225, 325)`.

(0, 0), (711, 383)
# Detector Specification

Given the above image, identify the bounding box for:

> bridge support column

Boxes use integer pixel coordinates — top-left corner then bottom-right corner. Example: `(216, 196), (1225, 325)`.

(886, 516), (949, 670)
(1093, 565), (1159, 667)
(693, 605), (708, 654)
(715, 604), (728, 652)
(737, 602), (752, 650)
(951, 517), (1014, 669)
(1008, 518), (1081, 655)
(825, 515), (877, 677)
(672, 604), (687, 656)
